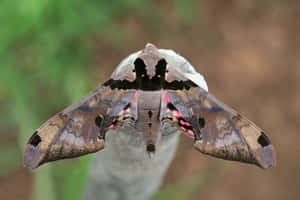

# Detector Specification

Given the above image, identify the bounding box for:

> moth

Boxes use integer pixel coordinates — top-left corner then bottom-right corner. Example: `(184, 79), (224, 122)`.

(24, 43), (276, 169)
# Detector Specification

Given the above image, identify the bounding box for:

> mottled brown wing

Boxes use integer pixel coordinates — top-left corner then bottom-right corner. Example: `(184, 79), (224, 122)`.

(24, 86), (136, 169)
(162, 66), (276, 169)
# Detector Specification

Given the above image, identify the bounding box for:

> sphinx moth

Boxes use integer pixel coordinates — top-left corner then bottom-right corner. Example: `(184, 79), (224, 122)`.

(24, 43), (276, 169)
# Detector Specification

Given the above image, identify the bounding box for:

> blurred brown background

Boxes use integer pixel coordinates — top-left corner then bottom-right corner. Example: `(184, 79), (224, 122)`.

(0, 0), (299, 200)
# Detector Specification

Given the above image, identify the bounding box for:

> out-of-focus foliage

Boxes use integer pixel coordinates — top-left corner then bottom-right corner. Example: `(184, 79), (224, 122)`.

(174, 0), (198, 24)
(1, 0), (298, 200)
(0, 0), (197, 200)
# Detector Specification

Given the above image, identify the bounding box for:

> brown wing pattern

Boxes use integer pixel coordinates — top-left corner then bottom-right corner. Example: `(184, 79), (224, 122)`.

(164, 66), (276, 169)
(24, 86), (136, 169)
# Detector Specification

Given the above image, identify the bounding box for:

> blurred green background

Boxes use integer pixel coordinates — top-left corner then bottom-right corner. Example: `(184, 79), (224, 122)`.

(0, 0), (299, 200)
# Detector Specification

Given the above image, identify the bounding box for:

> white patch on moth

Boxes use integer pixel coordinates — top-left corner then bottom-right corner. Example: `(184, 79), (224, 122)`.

(215, 138), (224, 148)
(67, 133), (76, 144)
(75, 137), (85, 146)
(158, 49), (208, 91)
(215, 117), (228, 137)
(215, 130), (241, 148)
(60, 131), (66, 141)
(61, 131), (76, 144)
(72, 116), (84, 130)
(215, 117), (241, 148)
(225, 133), (240, 145)
(112, 51), (141, 77)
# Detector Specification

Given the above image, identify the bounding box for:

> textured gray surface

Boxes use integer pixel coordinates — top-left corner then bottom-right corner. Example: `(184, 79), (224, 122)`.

(83, 47), (207, 200)
(83, 124), (180, 200)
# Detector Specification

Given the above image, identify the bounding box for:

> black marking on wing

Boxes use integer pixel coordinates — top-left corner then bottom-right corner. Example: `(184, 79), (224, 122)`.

(148, 110), (153, 118)
(95, 115), (103, 128)
(135, 58), (166, 90)
(28, 131), (41, 147)
(191, 116), (202, 140)
(99, 116), (111, 139)
(258, 132), (270, 147)
(124, 103), (131, 110)
(165, 100), (197, 137)
(198, 117), (205, 129)
(167, 103), (177, 111)
(164, 80), (197, 90)
(103, 58), (197, 91)
(103, 79), (137, 90)
(178, 117), (194, 132)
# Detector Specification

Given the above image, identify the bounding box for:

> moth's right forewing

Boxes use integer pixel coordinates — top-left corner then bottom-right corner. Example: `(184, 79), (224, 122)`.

(23, 86), (134, 169)
(190, 88), (276, 169)
(162, 64), (276, 169)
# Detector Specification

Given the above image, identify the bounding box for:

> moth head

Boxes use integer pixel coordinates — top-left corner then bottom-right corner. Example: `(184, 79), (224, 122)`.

(135, 43), (165, 79)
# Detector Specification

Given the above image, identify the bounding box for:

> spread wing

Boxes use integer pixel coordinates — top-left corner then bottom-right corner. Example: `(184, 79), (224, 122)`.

(24, 86), (137, 169)
(24, 60), (138, 169)
(160, 65), (276, 169)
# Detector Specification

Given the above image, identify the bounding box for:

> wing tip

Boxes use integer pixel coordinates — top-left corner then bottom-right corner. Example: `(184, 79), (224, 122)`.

(23, 144), (42, 169)
(256, 144), (276, 169)
(193, 140), (277, 170)
(23, 138), (106, 170)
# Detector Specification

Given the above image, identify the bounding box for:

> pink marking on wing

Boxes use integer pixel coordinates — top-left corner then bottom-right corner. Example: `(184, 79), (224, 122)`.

(117, 92), (138, 117)
(118, 107), (131, 116)
(187, 130), (194, 136)
(162, 91), (183, 117)
(180, 127), (186, 132)
(163, 90), (185, 118)
(172, 110), (183, 118)
(108, 124), (114, 129)
(118, 110), (125, 115)
(162, 90), (171, 104)
(130, 91), (138, 103)
(179, 120), (191, 126)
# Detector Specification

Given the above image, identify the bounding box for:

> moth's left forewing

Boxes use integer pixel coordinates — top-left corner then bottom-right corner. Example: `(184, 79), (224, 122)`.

(191, 93), (276, 169)
(163, 65), (276, 169)
(24, 85), (137, 169)
(230, 114), (276, 168)
(23, 88), (107, 169)
(24, 56), (140, 169)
